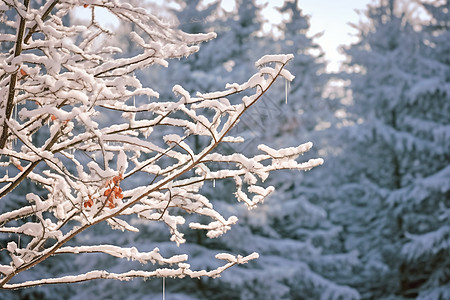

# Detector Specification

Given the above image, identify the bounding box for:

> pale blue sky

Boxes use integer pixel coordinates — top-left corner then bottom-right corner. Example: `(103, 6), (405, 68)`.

(208, 0), (374, 70)
(252, 0), (373, 71)
(296, 0), (373, 71)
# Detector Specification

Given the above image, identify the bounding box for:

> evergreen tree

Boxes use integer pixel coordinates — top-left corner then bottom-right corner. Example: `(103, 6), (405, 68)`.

(395, 1), (450, 298)
(145, 1), (360, 299)
(327, 0), (450, 298)
(182, 1), (360, 299)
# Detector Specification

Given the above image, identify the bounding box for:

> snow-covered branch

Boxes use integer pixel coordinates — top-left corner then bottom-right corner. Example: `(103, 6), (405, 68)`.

(1, 252), (257, 289)
(0, 0), (322, 289)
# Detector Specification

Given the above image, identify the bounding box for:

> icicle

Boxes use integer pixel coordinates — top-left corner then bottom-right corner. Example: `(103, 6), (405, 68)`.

(213, 179), (216, 188)
(11, 105), (18, 149)
(163, 277), (166, 299)
(133, 95), (136, 107)
(285, 79), (290, 104)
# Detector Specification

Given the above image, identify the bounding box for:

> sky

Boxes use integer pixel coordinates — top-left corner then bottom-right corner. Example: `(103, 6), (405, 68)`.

(211, 0), (374, 71)
(252, 0), (374, 71)
(296, 0), (373, 71)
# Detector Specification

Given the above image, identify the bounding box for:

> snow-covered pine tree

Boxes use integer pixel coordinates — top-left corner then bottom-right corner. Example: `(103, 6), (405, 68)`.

(0, 0), (323, 297)
(276, 0), (330, 135)
(66, 1), (360, 299)
(181, 1), (361, 298)
(227, 1), (361, 298)
(394, 1), (450, 298)
(131, 1), (359, 299)
(326, 0), (450, 298)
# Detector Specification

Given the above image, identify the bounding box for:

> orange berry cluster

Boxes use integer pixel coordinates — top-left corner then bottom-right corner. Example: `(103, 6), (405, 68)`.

(103, 186), (123, 208)
(84, 174), (124, 209)
(103, 173), (124, 209)
(84, 195), (94, 208)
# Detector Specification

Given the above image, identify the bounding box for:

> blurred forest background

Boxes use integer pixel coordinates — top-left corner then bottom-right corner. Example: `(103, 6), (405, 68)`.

(1, 0), (448, 299)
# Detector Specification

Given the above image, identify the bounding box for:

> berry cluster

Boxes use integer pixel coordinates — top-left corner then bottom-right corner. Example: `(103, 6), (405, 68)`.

(84, 174), (124, 209)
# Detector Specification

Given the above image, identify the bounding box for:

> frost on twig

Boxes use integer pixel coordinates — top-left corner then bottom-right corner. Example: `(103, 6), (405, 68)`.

(0, 1), (322, 288)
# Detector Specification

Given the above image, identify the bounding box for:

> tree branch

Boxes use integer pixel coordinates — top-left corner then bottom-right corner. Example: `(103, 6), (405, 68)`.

(0, 0), (30, 149)
(1, 252), (258, 289)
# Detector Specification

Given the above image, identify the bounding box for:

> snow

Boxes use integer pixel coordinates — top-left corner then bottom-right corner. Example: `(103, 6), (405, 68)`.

(116, 150), (128, 173)
(255, 54), (294, 67)
(17, 222), (43, 237)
